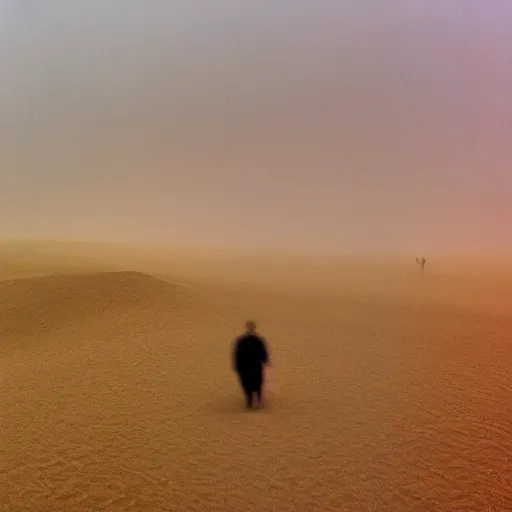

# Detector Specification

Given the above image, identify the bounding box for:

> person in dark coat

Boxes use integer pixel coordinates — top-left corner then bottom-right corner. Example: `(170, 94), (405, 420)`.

(232, 321), (270, 409)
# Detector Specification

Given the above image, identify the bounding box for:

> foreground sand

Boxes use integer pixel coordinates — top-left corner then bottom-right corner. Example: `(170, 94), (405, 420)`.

(1, 243), (511, 511)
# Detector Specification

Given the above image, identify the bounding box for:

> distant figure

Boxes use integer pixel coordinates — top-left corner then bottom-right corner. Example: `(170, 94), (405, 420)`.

(232, 321), (270, 410)
(416, 257), (427, 272)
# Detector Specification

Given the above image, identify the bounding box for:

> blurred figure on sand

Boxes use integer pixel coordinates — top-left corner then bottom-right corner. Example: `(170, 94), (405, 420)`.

(416, 257), (427, 272)
(232, 321), (270, 410)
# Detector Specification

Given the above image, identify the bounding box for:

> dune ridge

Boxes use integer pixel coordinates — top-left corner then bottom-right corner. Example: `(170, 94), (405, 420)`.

(0, 271), (187, 339)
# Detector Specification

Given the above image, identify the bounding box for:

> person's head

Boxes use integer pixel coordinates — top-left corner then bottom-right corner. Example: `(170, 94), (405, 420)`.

(246, 320), (257, 333)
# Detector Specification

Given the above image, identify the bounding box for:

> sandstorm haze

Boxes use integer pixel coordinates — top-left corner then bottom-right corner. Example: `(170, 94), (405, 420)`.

(2, 6), (512, 508)
(1, 1), (511, 254)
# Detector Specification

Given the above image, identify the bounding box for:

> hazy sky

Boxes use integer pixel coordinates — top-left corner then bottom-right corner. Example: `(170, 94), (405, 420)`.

(1, 1), (511, 254)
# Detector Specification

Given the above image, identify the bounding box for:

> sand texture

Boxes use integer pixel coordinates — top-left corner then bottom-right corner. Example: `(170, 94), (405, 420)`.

(1, 244), (511, 511)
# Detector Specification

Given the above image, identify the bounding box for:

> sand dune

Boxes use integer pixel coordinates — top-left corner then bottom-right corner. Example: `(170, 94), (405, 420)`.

(1, 245), (511, 511)
(0, 271), (184, 337)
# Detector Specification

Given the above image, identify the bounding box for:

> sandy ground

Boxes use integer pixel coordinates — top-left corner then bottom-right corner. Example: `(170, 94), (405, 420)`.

(1, 242), (511, 511)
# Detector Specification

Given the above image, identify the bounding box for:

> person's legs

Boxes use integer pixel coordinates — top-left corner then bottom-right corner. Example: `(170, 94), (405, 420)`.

(256, 386), (262, 406)
(239, 372), (254, 409)
(245, 388), (254, 409)
(255, 369), (263, 407)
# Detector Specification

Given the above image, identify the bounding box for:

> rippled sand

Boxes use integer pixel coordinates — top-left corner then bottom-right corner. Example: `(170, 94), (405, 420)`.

(1, 244), (511, 511)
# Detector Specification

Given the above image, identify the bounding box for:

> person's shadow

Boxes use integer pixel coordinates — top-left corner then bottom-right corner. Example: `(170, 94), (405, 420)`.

(209, 388), (290, 415)
(213, 393), (249, 414)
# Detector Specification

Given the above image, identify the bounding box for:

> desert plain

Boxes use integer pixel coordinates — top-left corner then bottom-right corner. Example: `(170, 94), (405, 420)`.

(1, 241), (511, 511)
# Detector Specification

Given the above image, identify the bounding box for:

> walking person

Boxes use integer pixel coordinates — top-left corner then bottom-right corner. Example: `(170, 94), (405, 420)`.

(232, 321), (270, 410)
(416, 257), (427, 272)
